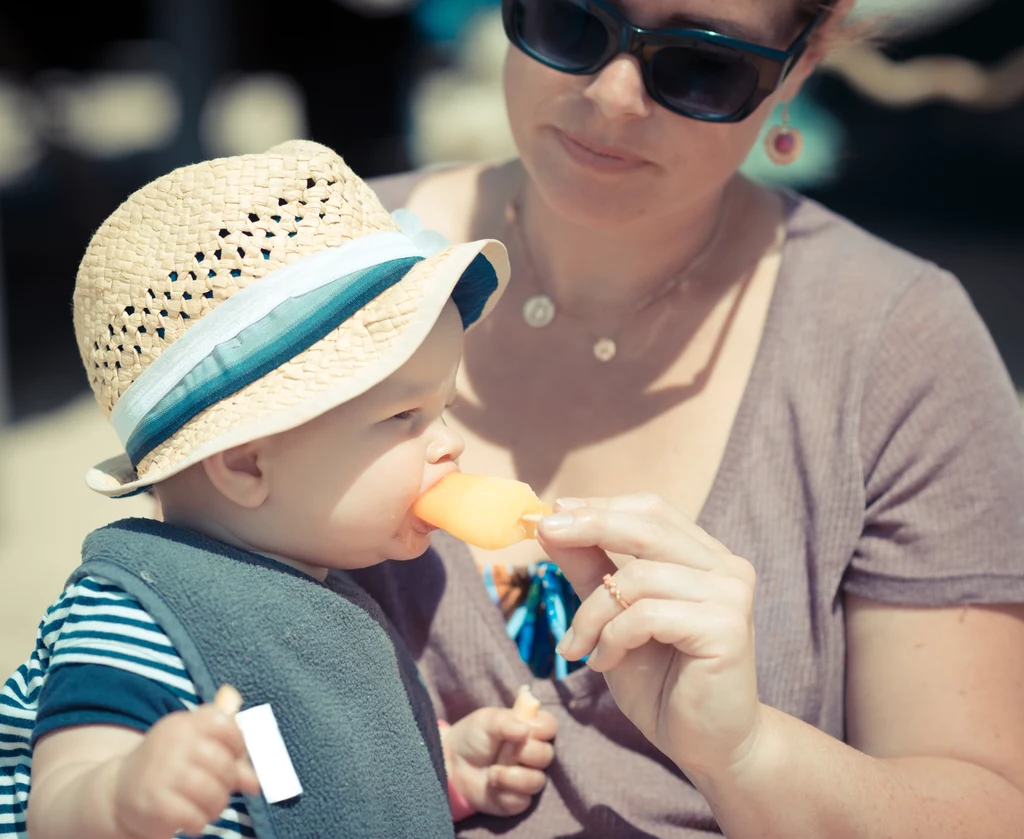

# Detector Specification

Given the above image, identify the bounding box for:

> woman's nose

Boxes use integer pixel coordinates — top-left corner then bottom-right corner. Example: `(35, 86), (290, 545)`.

(583, 53), (652, 120)
(427, 418), (464, 464)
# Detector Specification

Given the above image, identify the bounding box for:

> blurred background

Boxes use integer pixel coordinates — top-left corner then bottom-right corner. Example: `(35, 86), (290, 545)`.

(0, 0), (1021, 673)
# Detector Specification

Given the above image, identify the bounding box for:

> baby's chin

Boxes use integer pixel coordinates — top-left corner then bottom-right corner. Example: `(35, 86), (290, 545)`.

(385, 523), (435, 562)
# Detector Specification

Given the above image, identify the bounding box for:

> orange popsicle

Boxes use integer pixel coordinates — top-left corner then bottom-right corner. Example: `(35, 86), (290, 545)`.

(413, 473), (552, 550)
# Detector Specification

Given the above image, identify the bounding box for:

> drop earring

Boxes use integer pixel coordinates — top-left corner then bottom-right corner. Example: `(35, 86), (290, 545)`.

(765, 102), (803, 166)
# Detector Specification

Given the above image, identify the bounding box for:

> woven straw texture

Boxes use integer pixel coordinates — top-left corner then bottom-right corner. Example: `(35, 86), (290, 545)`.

(73, 140), (481, 490)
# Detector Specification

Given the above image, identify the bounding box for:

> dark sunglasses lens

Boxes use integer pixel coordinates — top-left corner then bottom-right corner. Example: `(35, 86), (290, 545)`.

(651, 48), (759, 118)
(515, 0), (610, 71)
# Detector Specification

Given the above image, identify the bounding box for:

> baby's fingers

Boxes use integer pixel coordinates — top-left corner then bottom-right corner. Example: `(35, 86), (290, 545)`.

(528, 710), (558, 742)
(488, 763), (547, 798)
(235, 757), (261, 796)
(517, 736), (555, 770)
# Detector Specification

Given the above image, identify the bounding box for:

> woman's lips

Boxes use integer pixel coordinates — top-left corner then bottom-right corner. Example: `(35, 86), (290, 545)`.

(555, 129), (649, 173)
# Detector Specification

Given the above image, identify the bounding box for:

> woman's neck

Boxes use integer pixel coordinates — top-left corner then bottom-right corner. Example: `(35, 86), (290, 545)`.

(514, 175), (750, 320)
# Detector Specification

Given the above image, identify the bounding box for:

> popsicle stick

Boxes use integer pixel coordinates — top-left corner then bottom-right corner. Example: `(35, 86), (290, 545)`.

(496, 685), (541, 766)
(214, 684), (244, 715)
(519, 513), (543, 523)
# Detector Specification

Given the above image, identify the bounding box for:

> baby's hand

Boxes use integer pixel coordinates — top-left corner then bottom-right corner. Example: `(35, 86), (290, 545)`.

(110, 695), (260, 838)
(441, 706), (557, 817)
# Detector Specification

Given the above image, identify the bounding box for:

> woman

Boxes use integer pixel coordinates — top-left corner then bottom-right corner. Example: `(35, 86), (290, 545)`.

(353, 0), (1024, 835)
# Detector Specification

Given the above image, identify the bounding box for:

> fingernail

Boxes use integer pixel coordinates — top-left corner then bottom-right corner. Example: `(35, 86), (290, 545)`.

(555, 626), (575, 656)
(555, 497), (585, 510)
(540, 513), (574, 532)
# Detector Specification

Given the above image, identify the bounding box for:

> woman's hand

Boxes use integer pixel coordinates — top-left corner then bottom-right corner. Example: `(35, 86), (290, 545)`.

(539, 494), (762, 782)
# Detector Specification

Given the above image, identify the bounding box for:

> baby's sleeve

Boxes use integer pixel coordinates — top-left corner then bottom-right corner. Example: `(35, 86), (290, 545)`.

(845, 268), (1024, 604)
(32, 575), (199, 743)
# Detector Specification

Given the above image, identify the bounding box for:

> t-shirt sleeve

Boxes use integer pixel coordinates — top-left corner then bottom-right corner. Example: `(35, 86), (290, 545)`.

(845, 267), (1024, 604)
(32, 663), (188, 745)
(31, 575), (201, 744)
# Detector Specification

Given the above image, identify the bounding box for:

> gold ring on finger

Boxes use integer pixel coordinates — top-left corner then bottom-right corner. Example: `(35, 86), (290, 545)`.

(602, 573), (630, 611)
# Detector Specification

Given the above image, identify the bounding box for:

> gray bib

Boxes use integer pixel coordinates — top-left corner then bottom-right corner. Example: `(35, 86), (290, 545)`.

(71, 518), (453, 839)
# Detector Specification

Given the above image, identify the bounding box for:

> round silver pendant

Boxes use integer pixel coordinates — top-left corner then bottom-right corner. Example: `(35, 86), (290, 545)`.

(593, 337), (617, 362)
(522, 294), (556, 328)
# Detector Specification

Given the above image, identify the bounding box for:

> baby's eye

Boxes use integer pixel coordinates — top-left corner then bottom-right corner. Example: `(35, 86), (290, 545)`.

(390, 409), (418, 421)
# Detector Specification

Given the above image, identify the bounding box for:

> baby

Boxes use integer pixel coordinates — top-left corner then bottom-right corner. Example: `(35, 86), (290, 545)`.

(0, 140), (556, 839)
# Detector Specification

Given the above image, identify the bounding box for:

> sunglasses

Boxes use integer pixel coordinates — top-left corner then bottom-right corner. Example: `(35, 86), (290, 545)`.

(502, 0), (835, 123)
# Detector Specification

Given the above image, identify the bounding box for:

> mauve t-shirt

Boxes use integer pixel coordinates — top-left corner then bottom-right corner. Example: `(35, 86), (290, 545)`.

(351, 193), (1024, 837)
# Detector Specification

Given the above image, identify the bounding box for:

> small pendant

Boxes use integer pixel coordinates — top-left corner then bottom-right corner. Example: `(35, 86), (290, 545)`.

(522, 294), (556, 328)
(593, 337), (616, 362)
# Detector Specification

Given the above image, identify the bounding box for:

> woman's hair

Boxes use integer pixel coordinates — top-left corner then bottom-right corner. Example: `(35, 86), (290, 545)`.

(798, 0), (868, 49)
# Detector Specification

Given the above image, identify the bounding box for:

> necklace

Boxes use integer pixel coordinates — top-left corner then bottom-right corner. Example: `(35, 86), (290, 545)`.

(507, 187), (734, 362)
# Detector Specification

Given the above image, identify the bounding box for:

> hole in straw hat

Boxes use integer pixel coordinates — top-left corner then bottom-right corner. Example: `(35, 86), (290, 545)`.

(124, 306), (134, 315)
(169, 271), (178, 282)
(278, 198), (287, 207)
(219, 228), (229, 237)
(107, 325), (114, 336)
(160, 310), (167, 316)
(214, 249), (222, 260)
(261, 249), (270, 260)
(195, 252), (205, 263)
(138, 326), (147, 334)
(157, 328), (165, 339)
(295, 216), (303, 222)
(183, 293), (191, 300)
(146, 289), (155, 299)
(121, 326), (127, 334)
(231, 269), (241, 277)
(288, 231), (296, 238)
(237, 247), (245, 258)
(265, 232), (275, 238)
(306, 178), (316, 189)
(271, 215), (281, 222)
(134, 345), (141, 354)
(181, 313), (190, 319)
(243, 231), (253, 237)
(203, 291), (214, 299)
(248, 213), (259, 222)
(164, 291), (171, 299)
(208, 270), (216, 278)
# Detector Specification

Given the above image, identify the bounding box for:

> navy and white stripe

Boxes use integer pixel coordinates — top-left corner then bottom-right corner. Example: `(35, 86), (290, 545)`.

(0, 577), (253, 838)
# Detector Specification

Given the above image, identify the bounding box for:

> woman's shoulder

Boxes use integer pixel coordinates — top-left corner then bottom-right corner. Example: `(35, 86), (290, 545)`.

(778, 191), (967, 324)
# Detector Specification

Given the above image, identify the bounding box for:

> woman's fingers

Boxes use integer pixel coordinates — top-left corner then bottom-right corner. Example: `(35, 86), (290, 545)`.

(585, 599), (752, 672)
(540, 506), (723, 572)
(559, 493), (730, 554)
(538, 541), (616, 600)
(557, 559), (722, 660)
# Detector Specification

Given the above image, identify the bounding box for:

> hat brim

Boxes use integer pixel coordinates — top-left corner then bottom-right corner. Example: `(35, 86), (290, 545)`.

(87, 238), (509, 498)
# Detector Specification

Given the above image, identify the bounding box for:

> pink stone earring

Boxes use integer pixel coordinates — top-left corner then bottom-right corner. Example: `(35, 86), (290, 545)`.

(765, 102), (803, 165)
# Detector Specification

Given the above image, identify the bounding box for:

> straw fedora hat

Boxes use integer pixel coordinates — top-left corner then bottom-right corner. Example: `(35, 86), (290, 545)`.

(74, 139), (509, 498)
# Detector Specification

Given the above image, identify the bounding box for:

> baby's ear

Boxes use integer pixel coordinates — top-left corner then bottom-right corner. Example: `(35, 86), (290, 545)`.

(202, 442), (269, 509)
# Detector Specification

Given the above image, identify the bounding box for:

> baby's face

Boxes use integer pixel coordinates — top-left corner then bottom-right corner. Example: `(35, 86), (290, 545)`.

(256, 301), (466, 568)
